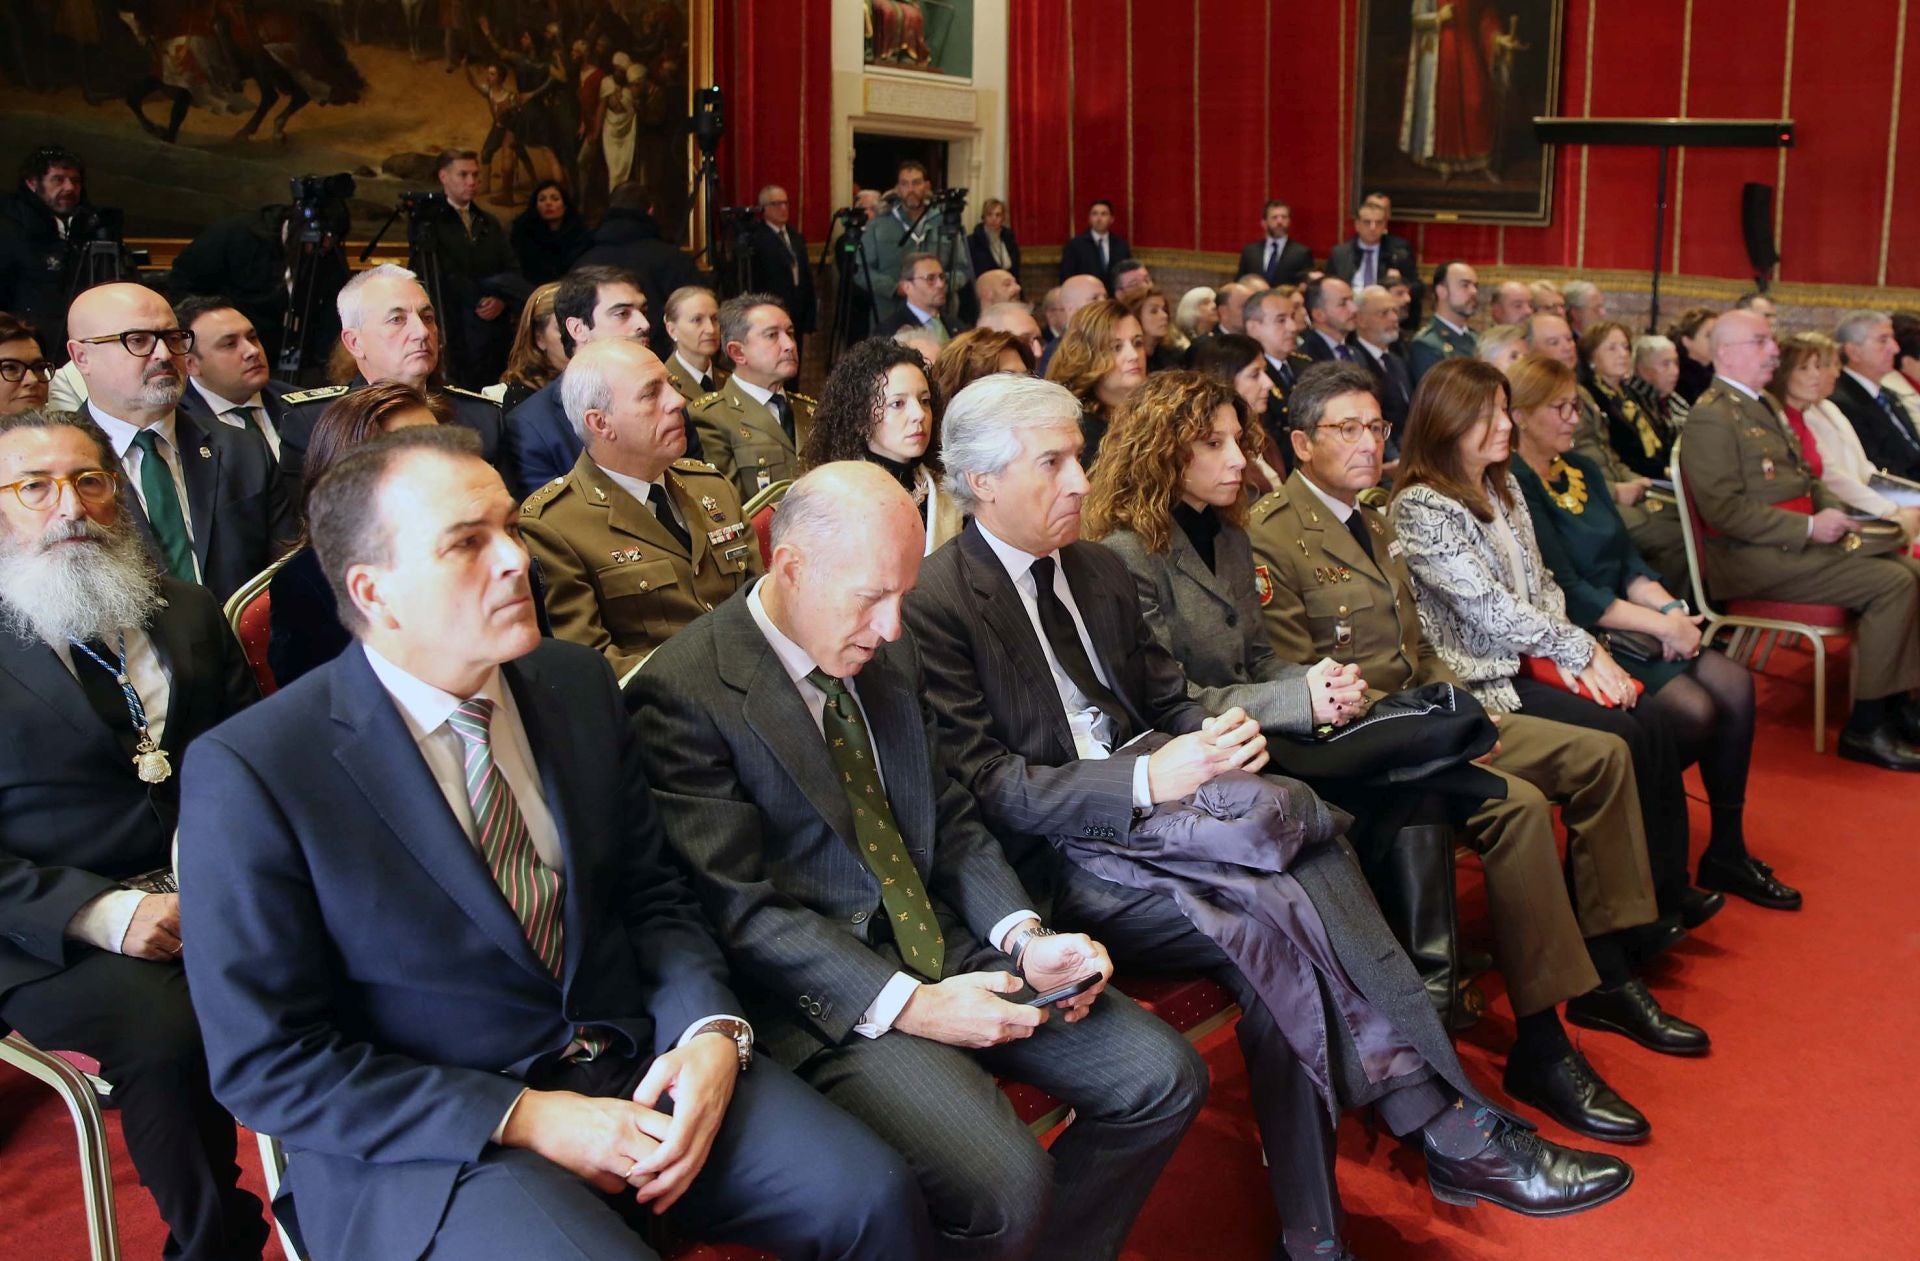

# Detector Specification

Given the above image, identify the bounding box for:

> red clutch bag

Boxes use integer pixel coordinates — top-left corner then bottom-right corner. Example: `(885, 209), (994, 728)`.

(1519, 655), (1645, 707)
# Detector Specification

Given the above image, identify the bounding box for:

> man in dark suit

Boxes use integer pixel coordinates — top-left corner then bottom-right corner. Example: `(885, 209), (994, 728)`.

(904, 373), (1632, 1261)
(1830, 309), (1920, 480)
(174, 295), (295, 462)
(745, 184), (817, 341)
(632, 462), (1207, 1259)
(1058, 199), (1129, 284)
(178, 425), (928, 1261)
(1352, 284), (1413, 456)
(501, 265), (701, 500)
(413, 150), (522, 390)
(873, 252), (952, 344)
(1297, 277), (1360, 364)
(67, 283), (295, 603)
(0, 407), (269, 1261)
(1324, 201), (1417, 300)
(276, 264), (506, 482)
(1237, 199), (1314, 288)
(575, 182), (703, 342)
(1358, 194), (1425, 334)
(1244, 289), (1313, 433)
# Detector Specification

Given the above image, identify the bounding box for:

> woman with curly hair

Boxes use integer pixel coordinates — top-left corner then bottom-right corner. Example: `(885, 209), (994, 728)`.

(492, 281), (566, 411)
(929, 326), (1032, 401)
(1189, 331), (1288, 494)
(1043, 298), (1146, 469)
(802, 337), (963, 551)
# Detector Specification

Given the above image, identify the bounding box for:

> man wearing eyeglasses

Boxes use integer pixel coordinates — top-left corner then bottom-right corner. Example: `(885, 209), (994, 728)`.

(66, 282), (295, 602)
(0, 310), (52, 414)
(0, 407), (270, 1261)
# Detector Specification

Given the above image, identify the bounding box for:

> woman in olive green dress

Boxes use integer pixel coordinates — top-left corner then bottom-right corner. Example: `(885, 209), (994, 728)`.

(1507, 354), (1799, 911)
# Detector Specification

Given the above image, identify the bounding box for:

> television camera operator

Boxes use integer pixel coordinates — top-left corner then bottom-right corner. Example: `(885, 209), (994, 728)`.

(408, 149), (524, 390)
(0, 145), (129, 362)
(857, 161), (972, 329)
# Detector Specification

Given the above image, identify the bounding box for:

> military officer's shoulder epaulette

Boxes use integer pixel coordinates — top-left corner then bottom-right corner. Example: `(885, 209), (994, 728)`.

(671, 456), (727, 477)
(689, 390), (726, 411)
(1287, 350), (1314, 369)
(1249, 485), (1293, 522)
(788, 391), (818, 408)
(1355, 487), (1391, 513)
(282, 384), (349, 405)
(519, 476), (570, 516)
(442, 384), (500, 406)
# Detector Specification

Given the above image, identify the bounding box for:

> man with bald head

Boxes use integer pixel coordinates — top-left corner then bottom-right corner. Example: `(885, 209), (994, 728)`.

(973, 268), (1023, 311)
(1034, 273), (1108, 375)
(519, 338), (757, 677)
(67, 282), (293, 601)
(1487, 281), (1535, 325)
(632, 461), (1206, 1259)
(1681, 310), (1920, 769)
(978, 301), (1045, 364)
(276, 263), (504, 480)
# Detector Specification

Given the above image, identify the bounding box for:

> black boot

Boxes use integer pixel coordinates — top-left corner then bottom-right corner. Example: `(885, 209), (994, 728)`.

(1371, 822), (1475, 1032)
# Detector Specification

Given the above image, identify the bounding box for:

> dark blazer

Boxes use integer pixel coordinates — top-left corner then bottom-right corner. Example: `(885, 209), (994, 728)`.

(1324, 236), (1418, 293)
(1299, 328), (1356, 363)
(95, 404), (297, 603)
(178, 639), (740, 1261)
(902, 523), (1209, 892)
(1356, 341), (1413, 445)
(745, 222), (817, 335)
(0, 580), (255, 999)
(874, 303), (945, 339)
(629, 594), (1033, 1068)
(177, 378), (297, 458)
(1236, 237), (1314, 287)
(967, 223), (1021, 283)
(1058, 231), (1130, 284)
(1829, 368), (1920, 480)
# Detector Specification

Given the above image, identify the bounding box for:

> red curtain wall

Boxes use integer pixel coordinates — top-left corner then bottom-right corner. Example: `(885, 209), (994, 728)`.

(712, 0), (833, 241)
(1006, 0), (1920, 289)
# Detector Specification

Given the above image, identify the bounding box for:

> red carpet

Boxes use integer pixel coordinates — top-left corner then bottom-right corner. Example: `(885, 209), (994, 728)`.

(5, 648), (1916, 1260)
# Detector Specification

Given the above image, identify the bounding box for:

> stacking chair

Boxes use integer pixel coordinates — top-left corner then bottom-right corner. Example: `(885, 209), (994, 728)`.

(0, 1028), (120, 1261)
(221, 557), (290, 698)
(742, 479), (793, 569)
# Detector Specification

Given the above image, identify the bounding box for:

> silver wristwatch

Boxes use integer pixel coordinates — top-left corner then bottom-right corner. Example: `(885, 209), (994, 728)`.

(689, 1017), (754, 1073)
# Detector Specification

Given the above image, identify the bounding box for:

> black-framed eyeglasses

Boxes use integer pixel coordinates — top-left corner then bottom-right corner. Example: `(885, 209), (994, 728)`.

(74, 329), (195, 357)
(0, 469), (119, 510)
(0, 357), (53, 383)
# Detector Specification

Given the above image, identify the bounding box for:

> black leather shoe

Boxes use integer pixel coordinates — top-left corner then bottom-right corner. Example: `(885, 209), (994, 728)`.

(1565, 980), (1710, 1056)
(1425, 1122), (1634, 1217)
(1504, 1048), (1650, 1144)
(1677, 886), (1726, 929)
(1897, 701), (1920, 745)
(1617, 916), (1686, 967)
(1837, 724), (1920, 772)
(1698, 852), (1803, 910)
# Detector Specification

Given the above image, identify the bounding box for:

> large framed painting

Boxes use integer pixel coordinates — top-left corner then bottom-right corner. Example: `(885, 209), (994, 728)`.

(0, 1), (710, 240)
(864, 1), (974, 79)
(1353, 0), (1565, 225)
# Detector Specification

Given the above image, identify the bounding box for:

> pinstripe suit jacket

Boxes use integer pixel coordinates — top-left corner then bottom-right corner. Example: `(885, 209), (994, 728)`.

(629, 590), (1034, 1068)
(904, 522), (1210, 895)
(1095, 523), (1315, 736)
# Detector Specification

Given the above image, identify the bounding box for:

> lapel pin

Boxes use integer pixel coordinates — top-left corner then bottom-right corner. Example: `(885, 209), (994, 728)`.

(198, 446), (212, 458)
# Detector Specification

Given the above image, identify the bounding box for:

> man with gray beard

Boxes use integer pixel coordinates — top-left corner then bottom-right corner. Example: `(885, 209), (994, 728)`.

(68, 281), (294, 602)
(0, 407), (267, 1260)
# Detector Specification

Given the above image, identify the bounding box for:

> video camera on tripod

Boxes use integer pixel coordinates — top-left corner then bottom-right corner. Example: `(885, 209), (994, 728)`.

(278, 172), (356, 380)
(62, 204), (143, 300)
(928, 186), (969, 232)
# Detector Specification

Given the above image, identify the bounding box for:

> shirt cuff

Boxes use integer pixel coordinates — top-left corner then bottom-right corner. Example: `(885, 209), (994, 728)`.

(989, 911), (1041, 955)
(491, 1087), (528, 1145)
(853, 973), (922, 1039)
(64, 889), (149, 954)
(1131, 754), (1153, 811)
(676, 1014), (755, 1050)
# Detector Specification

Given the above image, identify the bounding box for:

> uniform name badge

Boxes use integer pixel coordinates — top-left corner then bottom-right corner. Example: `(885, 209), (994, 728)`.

(1760, 456), (1776, 481)
(756, 460), (772, 492)
(1333, 607), (1354, 650)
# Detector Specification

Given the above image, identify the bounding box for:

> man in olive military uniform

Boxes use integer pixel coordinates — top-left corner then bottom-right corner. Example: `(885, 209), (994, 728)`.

(689, 293), (814, 502)
(520, 339), (762, 678)
(1679, 310), (1920, 771)
(1407, 261), (1479, 386)
(1527, 312), (1687, 584)
(1248, 362), (1676, 1143)
(278, 264), (504, 482)
(1245, 288), (1315, 434)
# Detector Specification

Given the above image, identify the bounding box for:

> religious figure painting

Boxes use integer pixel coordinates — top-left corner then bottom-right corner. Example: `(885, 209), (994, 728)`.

(864, 0), (974, 79)
(1354, 0), (1565, 224)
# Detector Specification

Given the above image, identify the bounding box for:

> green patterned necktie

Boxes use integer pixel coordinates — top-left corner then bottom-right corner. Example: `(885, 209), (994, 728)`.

(807, 668), (945, 981)
(131, 428), (194, 581)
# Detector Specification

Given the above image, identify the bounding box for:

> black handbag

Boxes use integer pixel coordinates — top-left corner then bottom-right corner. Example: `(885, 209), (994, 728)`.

(1600, 628), (1665, 663)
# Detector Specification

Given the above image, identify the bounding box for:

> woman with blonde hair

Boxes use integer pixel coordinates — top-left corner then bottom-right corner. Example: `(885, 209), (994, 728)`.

(929, 327), (1032, 401)
(491, 281), (566, 411)
(1121, 285), (1181, 372)
(1043, 297), (1146, 468)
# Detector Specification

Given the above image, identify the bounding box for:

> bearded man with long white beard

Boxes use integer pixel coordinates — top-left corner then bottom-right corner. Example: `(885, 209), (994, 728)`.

(0, 407), (270, 1261)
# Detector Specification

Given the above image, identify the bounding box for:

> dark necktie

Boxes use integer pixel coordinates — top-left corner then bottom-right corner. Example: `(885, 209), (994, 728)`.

(1875, 389), (1920, 451)
(1027, 556), (1129, 741)
(646, 482), (692, 553)
(1343, 509), (1377, 563)
(74, 638), (141, 761)
(807, 669), (945, 980)
(1276, 359), (1295, 390)
(1333, 340), (1353, 363)
(700, 372), (716, 394)
(131, 429), (194, 582)
(1361, 246), (1377, 288)
(1267, 240), (1279, 278)
(768, 390), (796, 444)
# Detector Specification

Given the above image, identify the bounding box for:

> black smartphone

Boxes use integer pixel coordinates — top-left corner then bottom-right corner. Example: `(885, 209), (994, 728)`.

(1025, 972), (1102, 1007)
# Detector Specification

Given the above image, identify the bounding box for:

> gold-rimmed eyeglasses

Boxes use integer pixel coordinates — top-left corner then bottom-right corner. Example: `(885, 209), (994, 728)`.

(1312, 419), (1391, 445)
(0, 469), (120, 510)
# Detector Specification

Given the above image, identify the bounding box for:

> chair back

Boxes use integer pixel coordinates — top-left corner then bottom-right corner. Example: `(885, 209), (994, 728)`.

(222, 558), (288, 697)
(744, 478), (793, 569)
(1667, 435), (1722, 619)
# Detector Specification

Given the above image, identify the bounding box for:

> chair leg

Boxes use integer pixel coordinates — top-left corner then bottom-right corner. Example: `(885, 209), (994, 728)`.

(1755, 630), (1780, 672)
(1808, 632), (1827, 754)
(2, 1036), (121, 1261)
(256, 1132), (305, 1261)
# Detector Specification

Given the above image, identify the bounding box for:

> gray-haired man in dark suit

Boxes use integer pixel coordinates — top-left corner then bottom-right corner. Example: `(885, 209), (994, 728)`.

(903, 374), (1632, 1261)
(631, 461), (1207, 1261)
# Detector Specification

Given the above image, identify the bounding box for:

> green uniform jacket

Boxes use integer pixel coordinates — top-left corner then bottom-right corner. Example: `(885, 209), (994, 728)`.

(1679, 378), (1841, 554)
(1406, 317), (1477, 386)
(686, 376), (815, 502)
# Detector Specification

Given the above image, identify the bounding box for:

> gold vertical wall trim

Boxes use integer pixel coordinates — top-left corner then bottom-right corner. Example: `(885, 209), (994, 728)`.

(1576, 0), (1596, 271)
(1775, 0), (1796, 259)
(1670, 0), (1693, 276)
(1066, 0), (1078, 238)
(1880, 0), (1908, 285)
(1193, 0), (1203, 247)
(1124, 0), (1135, 226)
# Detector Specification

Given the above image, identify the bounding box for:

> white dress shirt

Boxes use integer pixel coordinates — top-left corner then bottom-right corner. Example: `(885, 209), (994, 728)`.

(745, 583), (1035, 1037)
(89, 404), (201, 581)
(974, 523), (1153, 808)
(674, 351), (714, 390)
(59, 625), (172, 953)
(190, 377), (282, 459)
(597, 463), (687, 536)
